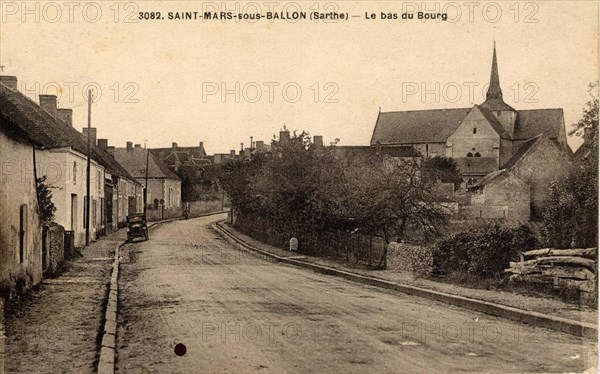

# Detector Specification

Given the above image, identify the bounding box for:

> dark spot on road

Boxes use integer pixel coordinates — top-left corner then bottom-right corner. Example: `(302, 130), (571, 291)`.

(174, 343), (187, 356)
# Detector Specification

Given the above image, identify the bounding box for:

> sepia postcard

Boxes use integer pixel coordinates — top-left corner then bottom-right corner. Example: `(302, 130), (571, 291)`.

(0, 1), (598, 373)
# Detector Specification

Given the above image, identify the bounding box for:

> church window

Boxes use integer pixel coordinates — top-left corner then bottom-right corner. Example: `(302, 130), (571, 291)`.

(473, 127), (477, 134)
(474, 152), (481, 157)
(467, 152), (473, 157)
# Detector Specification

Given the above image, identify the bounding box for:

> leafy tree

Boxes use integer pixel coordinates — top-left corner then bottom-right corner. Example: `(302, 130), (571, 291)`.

(422, 156), (463, 190)
(342, 156), (450, 268)
(36, 176), (56, 222)
(543, 82), (598, 248)
(569, 81), (599, 145)
(221, 132), (450, 269)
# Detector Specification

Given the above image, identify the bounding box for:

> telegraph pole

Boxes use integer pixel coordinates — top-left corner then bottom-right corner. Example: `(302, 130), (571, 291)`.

(144, 141), (149, 219)
(85, 89), (92, 246)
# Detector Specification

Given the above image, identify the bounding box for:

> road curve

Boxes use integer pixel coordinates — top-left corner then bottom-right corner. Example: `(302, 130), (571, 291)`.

(116, 214), (597, 374)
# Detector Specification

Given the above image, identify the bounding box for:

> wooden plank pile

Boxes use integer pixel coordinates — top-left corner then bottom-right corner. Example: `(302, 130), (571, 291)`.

(505, 248), (598, 295)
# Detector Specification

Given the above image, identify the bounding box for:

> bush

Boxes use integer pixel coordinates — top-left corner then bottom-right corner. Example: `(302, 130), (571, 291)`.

(432, 225), (537, 278)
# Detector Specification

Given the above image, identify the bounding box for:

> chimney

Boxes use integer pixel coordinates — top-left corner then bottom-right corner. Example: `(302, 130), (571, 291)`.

(97, 138), (109, 149)
(107, 146), (115, 155)
(255, 141), (265, 150)
(126, 141), (133, 150)
(313, 136), (324, 147)
(134, 144), (141, 148)
(230, 149), (236, 157)
(39, 94), (57, 118)
(0, 75), (18, 90)
(279, 130), (290, 142)
(240, 142), (244, 152)
(172, 142), (178, 150)
(82, 128), (97, 146)
(56, 108), (73, 126)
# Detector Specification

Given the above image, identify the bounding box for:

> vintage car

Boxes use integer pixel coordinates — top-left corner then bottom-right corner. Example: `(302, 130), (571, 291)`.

(126, 213), (149, 242)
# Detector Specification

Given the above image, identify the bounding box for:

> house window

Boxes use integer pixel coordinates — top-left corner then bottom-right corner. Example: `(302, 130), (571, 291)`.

(467, 152), (473, 157)
(19, 204), (27, 263)
(474, 152), (481, 157)
(169, 188), (173, 207)
(473, 127), (477, 134)
(73, 161), (77, 184)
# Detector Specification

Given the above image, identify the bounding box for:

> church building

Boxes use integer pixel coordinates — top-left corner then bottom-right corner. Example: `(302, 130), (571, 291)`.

(370, 44), (570, 188)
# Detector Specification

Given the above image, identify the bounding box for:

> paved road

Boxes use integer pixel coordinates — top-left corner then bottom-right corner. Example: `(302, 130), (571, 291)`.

(116, 214), (596, 374)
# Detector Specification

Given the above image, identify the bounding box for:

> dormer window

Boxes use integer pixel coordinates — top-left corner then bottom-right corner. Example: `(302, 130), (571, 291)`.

(473, 127), (477, 134)
(474, 152), (481, 157)
(467, 152), (473, 157)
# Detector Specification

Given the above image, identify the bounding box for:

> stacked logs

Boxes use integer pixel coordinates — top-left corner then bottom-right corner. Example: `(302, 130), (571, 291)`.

(505, 248), (597, 295)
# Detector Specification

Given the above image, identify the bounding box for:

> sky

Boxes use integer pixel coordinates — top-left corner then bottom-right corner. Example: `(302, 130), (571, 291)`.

(1, 1), (598, 153)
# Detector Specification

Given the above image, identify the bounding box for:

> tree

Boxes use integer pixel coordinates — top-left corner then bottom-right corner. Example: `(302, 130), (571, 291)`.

(422, 156), (463, 190)
(569, 81), (599, 146)
(36, 176), (56, 222)
(221, 131), (450, 269)
(342, 156), (450, 268)
(543, 82), (598, 248)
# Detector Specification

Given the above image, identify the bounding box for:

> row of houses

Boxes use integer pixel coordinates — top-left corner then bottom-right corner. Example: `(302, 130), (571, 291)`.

(0, 74), (182, 296)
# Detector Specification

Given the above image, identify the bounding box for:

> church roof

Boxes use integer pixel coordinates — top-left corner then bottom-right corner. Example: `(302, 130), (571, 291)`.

(513, 109), (564, 140)
(371, 43), (565, 146)
(477, 105), (512, 139)
(370, 108), (471, 145)
(371, 106), (565, 145)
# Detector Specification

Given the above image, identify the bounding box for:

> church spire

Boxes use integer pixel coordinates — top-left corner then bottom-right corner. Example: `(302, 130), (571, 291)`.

(486, 42), (503, 101)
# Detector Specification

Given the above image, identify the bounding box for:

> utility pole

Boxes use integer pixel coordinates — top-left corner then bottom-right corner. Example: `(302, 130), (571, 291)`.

(144, 141), (149, 219)
(85, 89), (92, 246)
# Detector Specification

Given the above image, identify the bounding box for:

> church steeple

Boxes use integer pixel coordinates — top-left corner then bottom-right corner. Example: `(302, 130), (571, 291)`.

(480, 42), (517, 137)
(486, 42), (503, 101)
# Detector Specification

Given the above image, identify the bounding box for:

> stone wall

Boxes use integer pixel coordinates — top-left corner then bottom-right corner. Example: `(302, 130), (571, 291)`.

(509, 136), (570, 219)
(146, 206), (182, 222)
(464, 172), (530, 220)
(188, 200), (224, 215)
(387, 242), (434, 274)
(42, 223), (65, 276)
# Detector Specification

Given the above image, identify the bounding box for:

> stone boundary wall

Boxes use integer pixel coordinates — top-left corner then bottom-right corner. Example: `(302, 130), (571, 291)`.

(188, 200), (223, 215)
(387, 242), (434, 274)
(42, 223), (65, 276)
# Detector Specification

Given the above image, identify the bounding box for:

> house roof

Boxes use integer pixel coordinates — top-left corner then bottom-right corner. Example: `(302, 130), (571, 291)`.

(370, 108), (472, 145)
(1, 83), (68, 148)
(93, 143), (140, 184)
(501, 135), (543, 169)
(472, 134), (563, 188)
(113, 147), (180, 180)
(1, 82), (139, 182)
(454, 157), (498, 176)
(513, 109), (564, 140)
